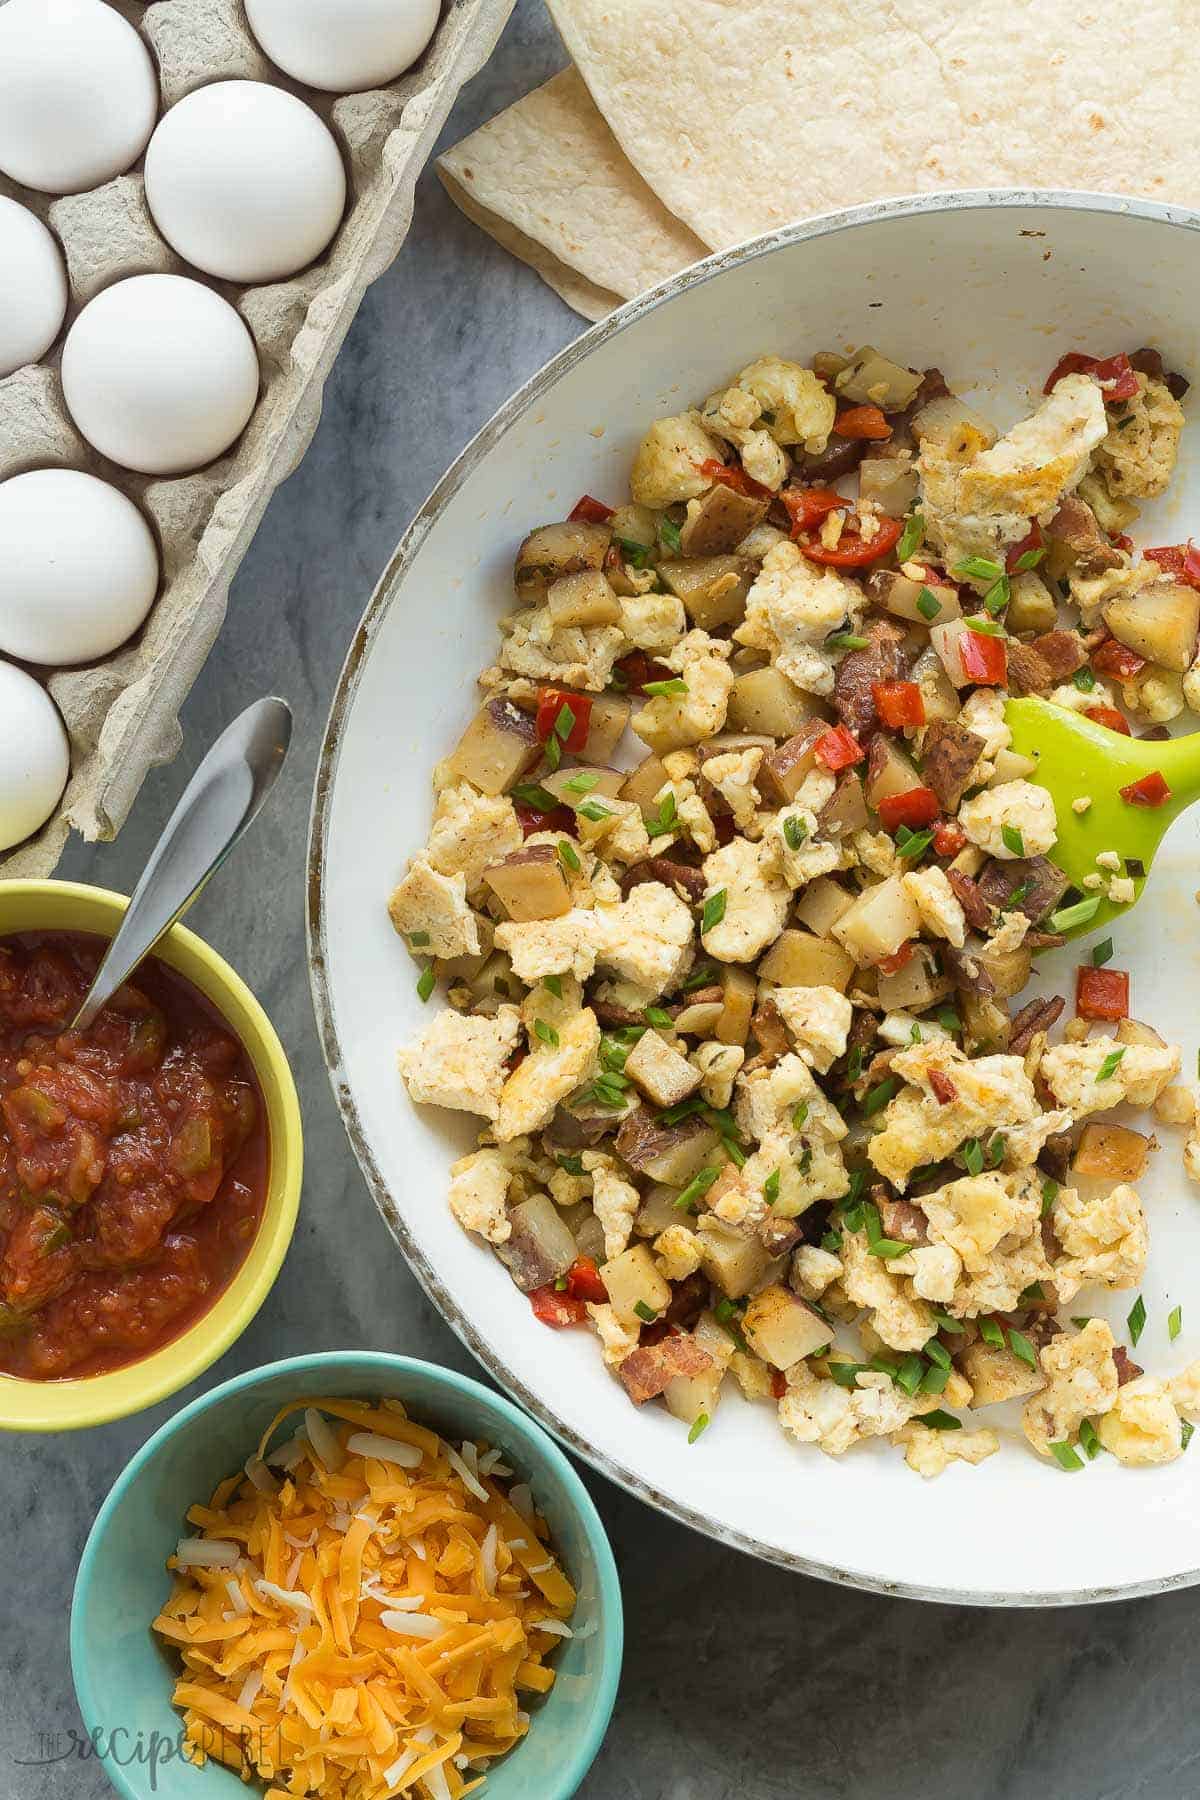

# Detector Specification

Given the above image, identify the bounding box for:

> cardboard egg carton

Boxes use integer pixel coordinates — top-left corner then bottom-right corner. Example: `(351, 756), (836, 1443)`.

(0, 0), (515, 878)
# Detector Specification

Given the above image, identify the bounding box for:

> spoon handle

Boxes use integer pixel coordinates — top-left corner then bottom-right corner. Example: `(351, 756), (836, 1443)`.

(72, 697), (293, 1032)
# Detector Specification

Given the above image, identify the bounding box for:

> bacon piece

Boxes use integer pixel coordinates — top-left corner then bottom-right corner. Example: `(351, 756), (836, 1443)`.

(946, 868), (995, 932)
(833, 618), (909, 738)
(618, 1334), (713, 1404)
(922, 720), (986, 812)
(620, 857), (706, 905)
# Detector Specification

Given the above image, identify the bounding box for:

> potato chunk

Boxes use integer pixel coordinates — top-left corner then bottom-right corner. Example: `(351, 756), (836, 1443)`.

(484, 846), (571, 922)
(601, 1243), (672, 1326)
(624, 1029), (704, 1108)
(742, 1284), (831, 1369)
(832, 875), (921, 964)
(446, 699), (540, 795)
(514, 520), (610, 599)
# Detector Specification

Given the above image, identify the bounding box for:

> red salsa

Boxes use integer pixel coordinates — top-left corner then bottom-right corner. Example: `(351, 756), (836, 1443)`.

(0, 932), (267, 1381)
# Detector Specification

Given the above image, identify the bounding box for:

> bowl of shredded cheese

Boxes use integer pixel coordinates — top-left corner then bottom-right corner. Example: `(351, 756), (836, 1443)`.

(70, 1352), (622, 1800)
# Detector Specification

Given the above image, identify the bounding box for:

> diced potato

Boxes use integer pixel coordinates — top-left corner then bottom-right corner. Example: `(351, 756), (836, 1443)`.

(1117, 1017), (1167, 1050)
(546, 567), (623, 628)
(540, 764), (625, 805)
(434, 913), (495, 983)
(758, 722), (827, 803)
(515, 520), (611, 599)
(671, 997), (724, 1036)
(728, 665), (822, 738)
(446, 699), (541, 795)
(910, 394), (998, 456)
(742, 1284), (831, 1368)
(960, 990), (1011, 1054)
(679, 485), (768, 557)
(975, 942), (1033, 1000)
(929, 618), (977, 688)
(660, 555), (754, 630)
(714, 965), (756, 1045)
(865, 736), (924, 812)
(793, 877), (856, 939)
(911, 646), (961, 722)
(960, 1340), (1044, 1406)
(581, 692), (631, 763)
(483, 846), (571, 921)
(607, 502), (658, 550)
(759, 928), (856, 993)
(832, 876), (921, 965)
(616, 1111), (720, 1185)
(833, 348), (923, 411)
(988, 749), (1039, 784)
(858, 453), (918, 517)
(1103, 579), (1200, 673)
(624, 1029), (704, 1108)
(867, 568), (961, 625)
(601, 1243), (672, 1326)
(635, 1184), (686, 1239)
(1006, 571), (1058, 635)
(1072, 1122), (1153, 1182)
(821, 772), (870, 836)
(494, 1194), (578, 1292)
(620, 753), (672, 817)
(696, 1220), (779, 1299)
(663, 1353), (725, 1427)
(876, 944), (951, 1011)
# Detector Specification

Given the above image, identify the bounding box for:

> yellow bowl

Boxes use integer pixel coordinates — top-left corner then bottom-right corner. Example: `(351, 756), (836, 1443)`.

(0, 880), (302, 1433)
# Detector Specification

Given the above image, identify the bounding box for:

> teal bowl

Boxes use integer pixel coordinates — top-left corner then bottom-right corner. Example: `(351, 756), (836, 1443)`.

(70, 1352), (623, 1800)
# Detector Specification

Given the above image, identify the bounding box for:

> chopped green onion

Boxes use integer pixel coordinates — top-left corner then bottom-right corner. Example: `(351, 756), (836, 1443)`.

(896, 511), (925, 561)
(1049, 1440), (1084, 1471)
(643, 677), (688, 697)
(683, 961), (718, 993)
(826, 631), (869, 651)
(937, 1007), (961, 1033)
(1012, 547), (1046, 572)
(783, 814), (808, 851)
(659, 517), (683, 554)
(1079, 1417), (1102, 1459)
(987, 1132), (1007, 1169)
(821, 1229), (843, 1253)
(644, 1006), (673, 1028)
(674, 1166), (721, 1212)
(543, 732), (562, 771)
(1001, 824), (1026, 857)
(1019, 1283), (1045, 1304)
(962, 1138), (984, 1176)
(557, 839), (581, 875)
(578, 799), (613, 822)
(634, 1300), (659, 1323)
(511, 782), (560, 812)
(553, 701), (576, 742)
(910, 1023), (923, 1043)
(954, 556), (1005, 582)
(416, 964), (436, 1003)
(687, 1412), (711, 1445)
(1184, 1420), (1196, 1452)
(896, 1354), (926, 1396)
(847, 1045), (864, 1082)
(564, 771), (600, 795)
(1097, 1047), (1127, 1083)
(895, 825), (935, 860)
(408, 930), (431, 948)
(921, 1363), (950, 1395)
(646, 790), (678, 840)
(983, 574), (1011, 616)
(929, 1308), (965, 1335)
(862, 1199), (908, 1258)
(1007, 1329), (1038, 1369)
(763, 1169), (781, 1206)
(544, 975), (563, 999)
(557, 1154), (585, 1175)
(923, 1337), (952, 1371)
(712, 1297), (744, 1325)
(916, 586), (942, 621)
(1040, 1178), (1059, 1217)
(919, 1410), (962, 1432)
(1170, 1304), (1183, 1342)
(1071, 1317), (1093, 1329)
(534, 1019), (560, 1047)
(1091, 937), (1113, 968)
(1049, 895), (1102, 933)
(1127, 1293), (1146, 1346)
(1073, 666), (1096, 692)
(701, 889), (727, 933)
(862, 1077), (899, 1118)
(828, 1361), (867, 1389)
(964, 613), (1006, 637)
(792, 1102), (809, 1130)
(979, 1317), (1005, 1348)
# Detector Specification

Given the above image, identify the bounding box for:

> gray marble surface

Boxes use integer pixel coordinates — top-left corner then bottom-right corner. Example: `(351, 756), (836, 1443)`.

(5, 5), (1200, 1797)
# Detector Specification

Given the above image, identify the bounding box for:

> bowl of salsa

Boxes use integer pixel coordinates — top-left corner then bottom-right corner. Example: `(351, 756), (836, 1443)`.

(0, 881), (302, 1431)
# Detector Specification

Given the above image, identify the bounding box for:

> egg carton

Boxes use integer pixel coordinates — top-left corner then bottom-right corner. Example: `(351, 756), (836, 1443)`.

(0, 0), (515, 878)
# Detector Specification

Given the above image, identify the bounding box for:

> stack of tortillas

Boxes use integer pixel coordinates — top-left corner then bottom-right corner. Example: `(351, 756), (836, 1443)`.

(439, 0), (1192, 320)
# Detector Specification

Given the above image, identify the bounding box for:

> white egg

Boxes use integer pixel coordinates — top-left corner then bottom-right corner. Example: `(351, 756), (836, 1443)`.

(145, 82), (346, 284)
(0, 472), (160, 667)
(245, 0), (440, 93)
(0, 0), (158, 195)
(61, 276), (260, 476)
(0, 662), (70, 853)
(0, 200), (69, 378)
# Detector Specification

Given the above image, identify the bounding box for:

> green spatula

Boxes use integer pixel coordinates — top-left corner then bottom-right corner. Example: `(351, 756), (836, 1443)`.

(1005, 696), (1200, 942)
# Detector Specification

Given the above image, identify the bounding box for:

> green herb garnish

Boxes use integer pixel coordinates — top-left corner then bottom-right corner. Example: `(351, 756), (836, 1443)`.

(862, 1199), (908, 1258)
(646, 790), (678, 840)
(923, 1338), (952, 1371)
(416, 964), (436, 1003)
(634, 1300), (659, 1323)
(643, 677), (688, 697)
(862, 1077), (899, 1118)
(983, 574), (1011, 616)
(920, 1410), (963, 1432)
(1079, 1418), (1102, 1459)
(564, 770), (600, 795)
(1049, 895), (1102, 933)
(674, 1166), (721, 1213)
(962, 1137), (984, 1176)
(688, 1412), (711, 1445)
(1049, 1440), (1084, 1472)
(896, 512), (925, 561)
(1170, 1304), (1183, 1342)
(783, 814), (808, 851)
(916, 587), (942, 621)
(659, 518), (683, 555)
(1097, 1047), (1127, 1083)
(557, 839), (581, 875)
(1184, 1421), (1196, 1452)
(1091, 937), (1113, 968)
(1012, 547), (1046, 572)
(1001, 824), (1026, 857)
(701, 889), (727, 933)
(544, 975), (563, 998)
(1041, 1179), (1059, 1217)
(511, 782), (560, 812)
(792, 1102), (809, 1131)
(534, 1019), (560, 1047)
(1073, 666), (1096, 693)
(954, 556), (1005, 583)
(979, 1317), (1005, 1348)
(1007, 1329), (1038, 1369)
(644, 1006), (673, 1028)
(763, 1169), (781, 1207)
(826, 631), (869, 652)
(1127, 1293), (1146, 1346)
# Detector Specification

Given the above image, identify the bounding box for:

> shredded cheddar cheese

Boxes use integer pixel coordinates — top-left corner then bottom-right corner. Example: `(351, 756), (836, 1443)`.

(151, 1396), (576, 1798)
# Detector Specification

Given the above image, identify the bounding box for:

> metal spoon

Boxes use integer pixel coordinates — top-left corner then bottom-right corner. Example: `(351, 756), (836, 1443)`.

(72, 697), (293, 1031)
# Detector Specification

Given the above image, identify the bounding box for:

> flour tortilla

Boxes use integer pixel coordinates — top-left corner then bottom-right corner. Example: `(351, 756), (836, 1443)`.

(437, 67), (707, 319)
(546, 0), (1193, 251)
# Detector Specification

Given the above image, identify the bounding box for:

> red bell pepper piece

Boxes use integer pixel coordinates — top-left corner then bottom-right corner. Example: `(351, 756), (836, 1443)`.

(1144, 543), (1200, 591)
(535, 686), (592, 751)
(692, 457), (770, 499)
(932, 820), (966, 857)
(878, 943), (914, 976)
(834, 403), (892, 440)
(528, 1284), (587, 1327)
(871, 679), (926, 729)
(770, 1370), (788, 1399)
(1112, 532), (1135, 552)
(1119, 770), (1171, 807)
(779, 485), (845, 538)
(1075, 965), (1130, 1021)
(1084, 704), (1132, 735)
(613, 650), (675, 694)
(958, 627), (1008, 686)
(1044, 350), (1139, 402)
(814, 724), (866, 771)
(564, 1256), (608, 1304)
(1005, 520), (1044, 573)
(877, 786), (939, 833)
(1091, 638), (1146, 681)
(799, 514), (903, 568)
(929, 1069), (958, 1106)
(515, 800), (576, 839)
(568, 494), (615, 524)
